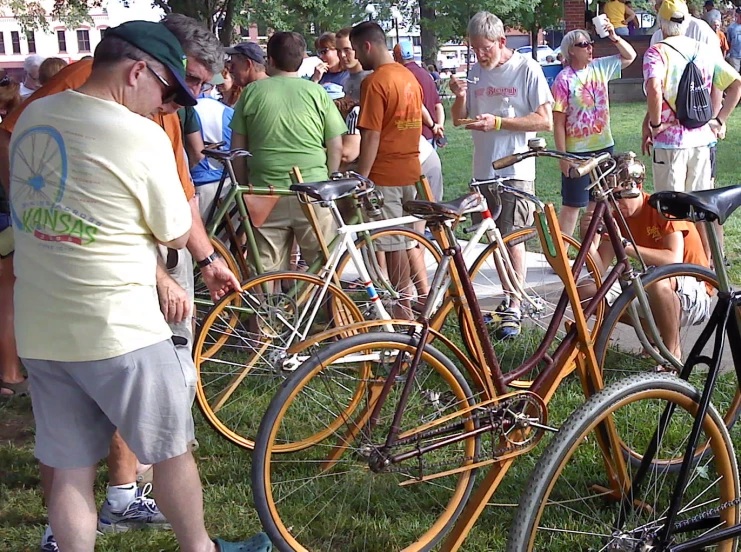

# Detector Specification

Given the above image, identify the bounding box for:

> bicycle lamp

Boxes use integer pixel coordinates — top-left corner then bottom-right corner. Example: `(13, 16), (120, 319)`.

(613, 152), (644, 199)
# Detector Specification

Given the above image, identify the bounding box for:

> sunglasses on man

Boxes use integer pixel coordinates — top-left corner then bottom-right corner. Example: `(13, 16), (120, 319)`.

(574, 40), (594, 49)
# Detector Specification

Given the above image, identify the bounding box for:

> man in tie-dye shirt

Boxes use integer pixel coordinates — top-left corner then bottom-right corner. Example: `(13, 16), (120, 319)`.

(552, 22), (636, 237)
(644, 0), (741, 261)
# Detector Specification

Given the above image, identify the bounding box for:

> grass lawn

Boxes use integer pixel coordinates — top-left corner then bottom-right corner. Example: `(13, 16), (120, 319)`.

(3, 101), (741, 551)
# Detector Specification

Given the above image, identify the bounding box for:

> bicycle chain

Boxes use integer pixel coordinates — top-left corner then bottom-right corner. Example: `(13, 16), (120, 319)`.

(379, 394), (545, 478)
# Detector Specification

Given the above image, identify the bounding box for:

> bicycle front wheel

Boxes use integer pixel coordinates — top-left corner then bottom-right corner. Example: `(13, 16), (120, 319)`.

(252, 332), (479, 552)
(596, 263), (741, 440)
(195, 271), (364, 450)
(463, 227), (604, 379)
(507, 372), (739, 552)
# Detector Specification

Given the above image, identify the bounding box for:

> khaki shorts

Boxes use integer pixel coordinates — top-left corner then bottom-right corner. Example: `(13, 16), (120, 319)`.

(24, 339), (197, 469)
(604, 273), (712, 327)
(473, 179), (535, 235)
(252, 195), (336, 273)
(652, 146), (712, 193)
(157, 245), (194, 350)
(374, 184), (417, 252)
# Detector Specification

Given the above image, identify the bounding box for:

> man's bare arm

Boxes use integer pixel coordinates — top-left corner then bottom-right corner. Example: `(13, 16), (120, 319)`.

(356, 129), (381, 178)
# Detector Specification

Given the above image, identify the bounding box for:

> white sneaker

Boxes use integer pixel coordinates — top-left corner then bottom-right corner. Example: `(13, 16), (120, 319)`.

(97, 483), (170, 534)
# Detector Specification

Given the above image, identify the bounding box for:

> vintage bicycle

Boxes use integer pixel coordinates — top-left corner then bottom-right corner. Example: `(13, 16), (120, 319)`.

(506, 185), (741, 551)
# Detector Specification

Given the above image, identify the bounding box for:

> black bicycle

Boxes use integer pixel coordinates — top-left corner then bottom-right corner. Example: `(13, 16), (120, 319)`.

(506, 185), (741, 551)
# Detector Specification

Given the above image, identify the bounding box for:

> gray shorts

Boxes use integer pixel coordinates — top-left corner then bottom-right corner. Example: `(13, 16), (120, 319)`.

(375, 184), (417, 252)
(24, 339), (196, 469)
(604, 274), (712, 327)
(158, 245), (194, 351)
(473, 179), (535, 235)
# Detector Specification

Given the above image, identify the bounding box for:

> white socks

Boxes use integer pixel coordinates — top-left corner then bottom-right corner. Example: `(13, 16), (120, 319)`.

(106, 483), (137, 512)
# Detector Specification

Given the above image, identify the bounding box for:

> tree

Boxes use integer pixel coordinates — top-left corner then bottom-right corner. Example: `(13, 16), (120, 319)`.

(9, 1), (242, 46)
(151, 0), (243, 45)
(506, 0), (563, 60)
(4, 0), (99, 33)
(243, 0), (368, 46)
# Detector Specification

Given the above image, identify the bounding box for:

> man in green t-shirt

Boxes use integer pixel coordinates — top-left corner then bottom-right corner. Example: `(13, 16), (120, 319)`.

(231, 31), (346, 273)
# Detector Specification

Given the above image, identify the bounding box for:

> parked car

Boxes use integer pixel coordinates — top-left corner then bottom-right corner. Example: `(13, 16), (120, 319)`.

(516, 45), (555, 63)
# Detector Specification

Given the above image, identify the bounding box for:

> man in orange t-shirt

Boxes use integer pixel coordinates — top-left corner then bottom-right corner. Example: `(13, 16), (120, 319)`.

(350, 21), (423, 318)
(580, 184), (712, 360)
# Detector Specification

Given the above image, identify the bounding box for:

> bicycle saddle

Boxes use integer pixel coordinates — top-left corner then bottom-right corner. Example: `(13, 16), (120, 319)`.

(202, 148), (252, 161)
(405, 192), (482, 222)
(649, 185), (741, 225)
(290, 178), (362, 202)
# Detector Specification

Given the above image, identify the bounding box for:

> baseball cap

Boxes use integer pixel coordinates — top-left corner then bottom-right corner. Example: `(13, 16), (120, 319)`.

(322, 83), (345, 100)
(225, 42), (266, 64)
(658, 0), (690, 22)
(106, 20), (197, 107)
(398, 41), (414, 60)
(704, 0), (714, 7)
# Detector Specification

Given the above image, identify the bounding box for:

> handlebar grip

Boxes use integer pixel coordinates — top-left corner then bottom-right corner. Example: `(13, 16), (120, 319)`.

(569, 152), (612, 178)
(492, 153), (523, 170)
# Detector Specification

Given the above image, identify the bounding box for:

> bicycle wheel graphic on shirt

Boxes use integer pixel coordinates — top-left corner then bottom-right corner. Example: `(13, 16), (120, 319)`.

(9, 126), (68, 231)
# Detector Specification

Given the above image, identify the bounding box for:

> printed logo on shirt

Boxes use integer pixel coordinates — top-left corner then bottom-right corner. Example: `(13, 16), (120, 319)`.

(475, 86), (517, 98)
(10, 126), (100, 246)
(646, 226), (662, 241)
(394, 82), (423, 131)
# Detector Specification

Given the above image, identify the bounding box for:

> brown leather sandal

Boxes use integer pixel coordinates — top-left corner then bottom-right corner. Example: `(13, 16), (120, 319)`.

(0, 377), (29, 398)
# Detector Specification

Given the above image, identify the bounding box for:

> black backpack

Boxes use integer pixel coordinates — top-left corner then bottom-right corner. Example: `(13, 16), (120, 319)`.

(660, 41), (712, 129)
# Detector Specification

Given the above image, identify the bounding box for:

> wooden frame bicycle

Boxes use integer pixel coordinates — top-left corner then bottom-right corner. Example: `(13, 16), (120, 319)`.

(249, 146), (669, 552)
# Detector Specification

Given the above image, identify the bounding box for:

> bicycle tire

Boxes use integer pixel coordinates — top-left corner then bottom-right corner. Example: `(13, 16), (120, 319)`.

(595, 263), (741, 470)
(507, 372), (739, 552)
(252, 332), (480, 552)
(461, 227), (604, 379)
(194, 271), (364, 451)
(335, 226), (442, 320)
(194, 237), (244, 358)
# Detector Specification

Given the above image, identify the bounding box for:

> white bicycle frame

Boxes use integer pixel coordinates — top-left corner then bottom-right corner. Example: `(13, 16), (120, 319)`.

(242, 189), (432, 369)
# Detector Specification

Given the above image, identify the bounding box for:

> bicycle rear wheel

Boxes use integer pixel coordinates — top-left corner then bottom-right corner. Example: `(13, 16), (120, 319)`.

(507, 372), (739, 552)
(595, 263), (741, 448)
(252, 332), (479, 552)
(463, 227), (604, 381)
(195, 271), (364, 450)
(335, 227), (441, 319)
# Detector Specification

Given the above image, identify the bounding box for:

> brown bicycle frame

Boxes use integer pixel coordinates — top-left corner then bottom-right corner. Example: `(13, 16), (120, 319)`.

(358, 185), (638, 550)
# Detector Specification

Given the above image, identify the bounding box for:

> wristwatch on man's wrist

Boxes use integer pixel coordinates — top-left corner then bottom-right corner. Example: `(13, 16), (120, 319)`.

(197, 252), (219, 268)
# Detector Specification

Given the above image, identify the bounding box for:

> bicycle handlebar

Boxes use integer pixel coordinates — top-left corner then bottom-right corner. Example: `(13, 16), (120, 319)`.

(569, 152), (613, 178)
(491, 149), (612, 179)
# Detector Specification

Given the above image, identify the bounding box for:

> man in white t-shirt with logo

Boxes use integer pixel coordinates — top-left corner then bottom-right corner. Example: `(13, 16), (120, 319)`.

(10, 21), (269, 552)
(449, 10), (553, 339)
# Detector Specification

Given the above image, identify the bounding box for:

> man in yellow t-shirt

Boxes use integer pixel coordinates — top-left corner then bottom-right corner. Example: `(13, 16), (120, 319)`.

(11, 21), (268, 552)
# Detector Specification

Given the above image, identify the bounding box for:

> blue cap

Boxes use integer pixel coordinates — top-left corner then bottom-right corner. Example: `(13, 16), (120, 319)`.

(399, 41), (414, 60)
(322, 83), (345, 100)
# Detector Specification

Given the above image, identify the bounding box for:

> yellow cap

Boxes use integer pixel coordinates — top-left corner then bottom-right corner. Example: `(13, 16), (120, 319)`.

(659, 0), (690, 22)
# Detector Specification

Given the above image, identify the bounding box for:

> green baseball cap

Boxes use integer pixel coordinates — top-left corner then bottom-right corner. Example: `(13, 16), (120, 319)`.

(105, 20), (197, 107)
